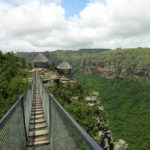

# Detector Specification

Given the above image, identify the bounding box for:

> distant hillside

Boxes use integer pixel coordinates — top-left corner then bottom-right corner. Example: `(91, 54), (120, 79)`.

(78, 48), (110, 53)
(16, 48), (110, 63)
(79, 48), (150, 80)
(17, 48), (150, 80)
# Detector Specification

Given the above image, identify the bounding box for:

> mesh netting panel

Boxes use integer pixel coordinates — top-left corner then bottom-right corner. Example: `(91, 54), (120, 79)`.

(38, 73), (50, 133)
(41, 86), (50, 132)
(38, 73), (43, 101)
(50, 95), (99, 150)
(23, 78), (35, 136)
(0, 100), (26, 150)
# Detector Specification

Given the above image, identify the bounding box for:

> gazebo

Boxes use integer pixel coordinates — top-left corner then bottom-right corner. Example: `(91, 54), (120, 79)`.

(33, 53), (49, 68)
(57, 62), (72, 76)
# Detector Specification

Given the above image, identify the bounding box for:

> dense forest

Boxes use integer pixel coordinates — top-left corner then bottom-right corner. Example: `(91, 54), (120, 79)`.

(73, 72), (150, 150)
(0, 51), (31, 118)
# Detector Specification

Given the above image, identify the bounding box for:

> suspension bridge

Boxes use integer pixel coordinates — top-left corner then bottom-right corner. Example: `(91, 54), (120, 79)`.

(0, 70), (103, 150)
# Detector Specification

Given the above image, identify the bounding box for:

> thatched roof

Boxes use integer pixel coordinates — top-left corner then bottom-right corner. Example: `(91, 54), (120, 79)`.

(33, 53), (49, 63)
(57, 62), (72, 70)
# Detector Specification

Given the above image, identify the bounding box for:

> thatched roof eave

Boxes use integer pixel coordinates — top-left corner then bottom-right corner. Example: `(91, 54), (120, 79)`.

(57, 62), (72, 70)
(33, 53), (49, 63)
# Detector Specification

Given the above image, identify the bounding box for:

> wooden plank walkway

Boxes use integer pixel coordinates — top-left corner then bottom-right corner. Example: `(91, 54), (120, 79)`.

(27, 71), (50, 147)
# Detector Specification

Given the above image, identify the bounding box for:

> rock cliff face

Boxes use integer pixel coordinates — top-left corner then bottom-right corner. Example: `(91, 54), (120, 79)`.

(97, 114), (114, 150)
(96, 104), (128, 150)
(80, 60), (150, 80)
(78, 48), (150, 79)
(85, 92), (127, 150)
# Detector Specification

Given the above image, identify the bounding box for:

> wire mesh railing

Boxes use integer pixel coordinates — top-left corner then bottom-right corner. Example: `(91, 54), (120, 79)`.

(0, 97), (26, 150)
(50, 93), (103, 150)
(38, 73), (51, 134)
(0, 77), (35, 150)
(23, 77), (35, 137)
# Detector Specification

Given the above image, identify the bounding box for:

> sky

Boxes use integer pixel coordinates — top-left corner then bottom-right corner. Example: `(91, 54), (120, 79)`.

(0, 0), (150, 52)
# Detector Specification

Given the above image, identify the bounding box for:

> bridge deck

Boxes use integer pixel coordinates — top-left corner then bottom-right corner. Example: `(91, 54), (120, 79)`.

(27, 71), (50, 147)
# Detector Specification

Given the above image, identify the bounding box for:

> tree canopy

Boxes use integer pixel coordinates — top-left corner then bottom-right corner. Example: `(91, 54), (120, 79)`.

(0, 51), (30, 118)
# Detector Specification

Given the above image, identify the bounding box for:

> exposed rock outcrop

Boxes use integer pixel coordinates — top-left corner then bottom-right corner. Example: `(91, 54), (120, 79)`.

(84, 90), (127, 150)
(114, 139), (128, 150)
(81, 60), (150, 80)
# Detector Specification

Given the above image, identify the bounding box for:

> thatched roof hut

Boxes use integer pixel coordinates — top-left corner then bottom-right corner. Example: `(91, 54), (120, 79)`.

(33, 53), (49, 68)
(33, 53), (49, 63)
(57, 62), (72, 77)
(57, 62), (72, 70)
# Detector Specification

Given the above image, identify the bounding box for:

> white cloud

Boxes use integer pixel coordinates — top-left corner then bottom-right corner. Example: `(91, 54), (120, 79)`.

(0, 0), (150, 52)
(10, 0), (62, 5)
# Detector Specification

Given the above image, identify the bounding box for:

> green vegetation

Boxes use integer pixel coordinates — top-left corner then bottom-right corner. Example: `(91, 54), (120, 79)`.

(73, 72), (150, 150)
(49, 62), (57, 72)
(0, 51), (31, 118)
(48, 81), (106, 142)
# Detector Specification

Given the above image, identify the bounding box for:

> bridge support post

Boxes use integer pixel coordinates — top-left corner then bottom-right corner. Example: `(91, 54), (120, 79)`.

(49, 94), (51, 134)
(21, 97), (28, 143)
